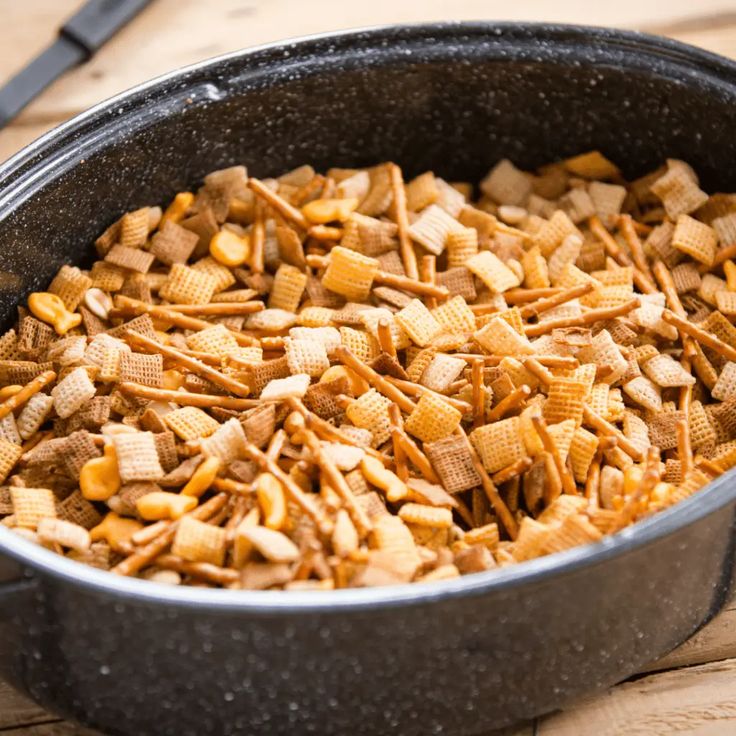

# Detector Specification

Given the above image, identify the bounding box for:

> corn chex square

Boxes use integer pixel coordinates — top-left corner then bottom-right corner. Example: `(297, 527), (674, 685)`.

(404, 393), (462, 443)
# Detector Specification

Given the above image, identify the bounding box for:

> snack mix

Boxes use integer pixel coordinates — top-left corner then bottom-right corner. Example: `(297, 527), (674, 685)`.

(1, 153), (734, 590)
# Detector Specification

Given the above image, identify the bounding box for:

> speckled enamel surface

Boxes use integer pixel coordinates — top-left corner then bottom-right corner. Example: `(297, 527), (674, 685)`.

(1, 23), (736, 735)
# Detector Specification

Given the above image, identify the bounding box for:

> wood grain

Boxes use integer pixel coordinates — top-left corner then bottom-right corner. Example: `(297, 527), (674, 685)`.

(539, 658), (736, 735)
(0, 723), (99, 736)
(2, 1), (736, 734)
(1, 0), (735, 162)
(0, 681), (51, 730)
(644, 599), (736, 674)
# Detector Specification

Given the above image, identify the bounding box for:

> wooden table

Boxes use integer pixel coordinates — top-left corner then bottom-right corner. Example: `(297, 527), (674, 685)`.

(1, 1), (736, 734)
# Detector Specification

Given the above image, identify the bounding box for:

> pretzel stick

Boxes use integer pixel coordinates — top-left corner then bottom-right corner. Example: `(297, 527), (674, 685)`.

(211, 477), (254, 495)
(131, 520), (168, 546)
(376, 318), (396, 357)
(678, 355), (694, 473)
(161, 347), (222, 366)
(358, 265), (450, 299)
(253, 336), (285, 352)
(266, 429), (287, 461)
(522, 357), (554, 386)
(588, 215), (657, 294)
(420, 255), (438, 310)
(125, 332), (251, 397)
(676, 416), (694, 477)
(118, 382), (261, 409)
(712, 244), (736, 269)
(519, 283), (594, 318)
(626, 218), (652, 236)
(248, 177), (308, 229)
(388, 404), (409, 482)
(308, 225), (343, 241)
(21, 429), (53, 454)
(456, 426), (518, 540)
(471, 359), (485, 429)
(250, 200), (265, 273)
(496, 220), (531, 242)
(691, 342), (718, 391)
(321, 176), (336, 199)
(224, 496), (251, 542)
(583, 406), (644, 462)
(611, 447), (661, 532)
(113, 295), (257, 347)
(452, 495), (476, 528)
(487, 385), (531, 422)
(454, 353), (505, 364)
(491, 457), (533, 485)
(159, 302), (264, 316)
(542, 451), (563, 505)
(454, 353), (578, 369)
(304, 431), (372, 536)
(598, 436), (619, 452)
(584, 452), (602, 506)
(695, 456), (724, 478)
(206, 498), (232, 528)
(500, 288), (563, 306)
(244, 442), (333, 536)
(211, 288), (259, 303)
(112, 493), (228, 576)
(292, 174), (326, 206)
(305, 254), (448, 298)
(678, 374), (693, 417)
(334, 345), (416, 412)
(661, 309), (736, 362)
(651, 260), (697, 358)
(0, 370), (56, 421)
(524, 298), (639, 337)
(394, 430), (441, 485)
(384, 376), (471, 412)
(468, 304), (500, 316)
(155, 554), (239, 586)
(445, 379), (468, 395)
(618, 214), (654, 281)
(288, 398), (391, 466)
(531, 414), (576, 495)
(389, 163), (419, 279)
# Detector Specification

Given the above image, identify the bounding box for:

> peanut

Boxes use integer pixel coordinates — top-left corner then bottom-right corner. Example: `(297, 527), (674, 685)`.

(83, 287), (113, 320)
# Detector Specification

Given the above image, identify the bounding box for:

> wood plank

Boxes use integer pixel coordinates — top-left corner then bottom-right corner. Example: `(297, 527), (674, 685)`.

(644, 598), (736, 673)
(1, 0), (735, 162)
(538, 658), (736, 735)
(0, 722), (99, 736)
(0, 681), (54, 730)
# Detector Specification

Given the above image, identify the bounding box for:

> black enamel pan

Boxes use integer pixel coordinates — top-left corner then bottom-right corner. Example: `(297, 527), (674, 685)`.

(1, 22), (736, 736)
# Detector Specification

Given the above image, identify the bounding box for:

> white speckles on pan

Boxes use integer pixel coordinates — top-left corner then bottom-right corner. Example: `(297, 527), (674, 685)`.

(2, 22), (736, 736)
